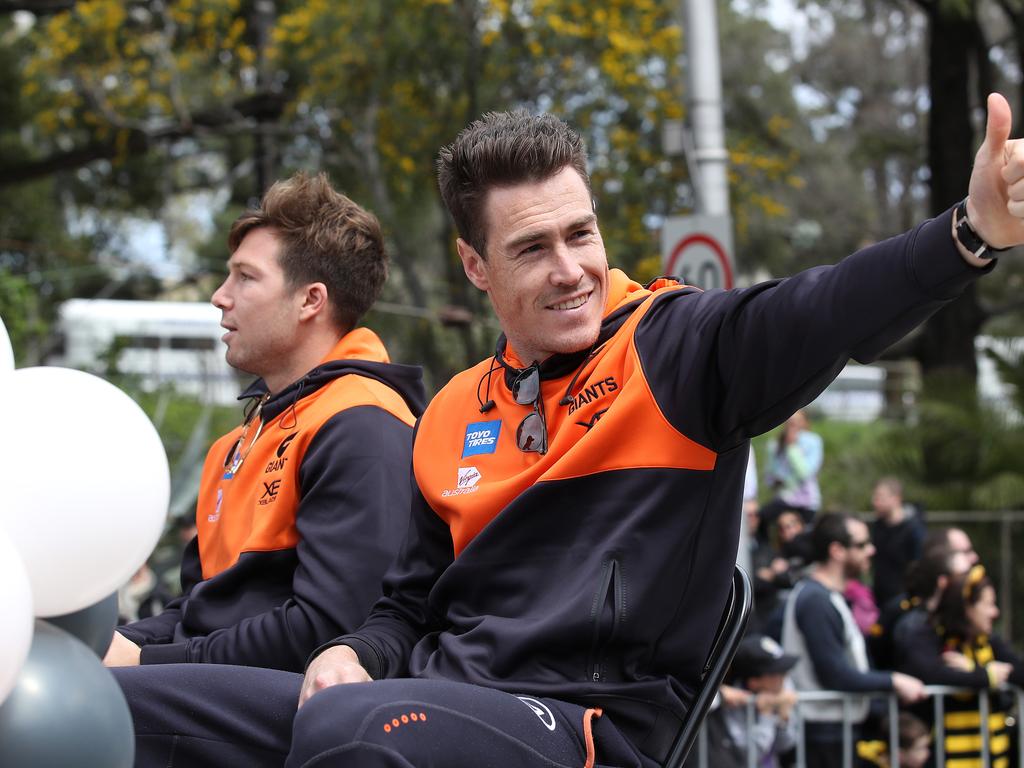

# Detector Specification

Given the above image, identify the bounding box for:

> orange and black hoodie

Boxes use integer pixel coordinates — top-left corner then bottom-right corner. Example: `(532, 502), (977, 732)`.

(322, 210), (992, 763)
(118, 328), (425, 672)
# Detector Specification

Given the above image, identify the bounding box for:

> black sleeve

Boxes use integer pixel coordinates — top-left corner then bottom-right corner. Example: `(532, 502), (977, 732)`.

(795, 586), (893, 692)
(991, 634), (1024, 687)
(117, 534), (203, 646)
(896, 619), (988, 688)
(635, 210), (993, 451)
(309, 452), (454, 679)
(144, 406), (414, 669)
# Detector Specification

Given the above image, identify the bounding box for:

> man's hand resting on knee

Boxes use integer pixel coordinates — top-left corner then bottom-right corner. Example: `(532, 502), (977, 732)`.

(298, 644), (372, 708)
(103, 631), (141, 667)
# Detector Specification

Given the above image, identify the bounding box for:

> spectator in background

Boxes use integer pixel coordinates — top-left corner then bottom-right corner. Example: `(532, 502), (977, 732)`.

(869, 539), (971, 671)
(684, 634), (798, 768)
(869, 477), (926, 608)
(845, 573), (880, 638)
(924, 526), (979, 569)
(897, 565), (1023, 768)
(748, 501), (784, 634)
(782, 512), (924, 768)
(753, 507), (811, 637)
(760, 409), (824, 535)
(777, 508), (813, 565)
(855, 712), (931, 768)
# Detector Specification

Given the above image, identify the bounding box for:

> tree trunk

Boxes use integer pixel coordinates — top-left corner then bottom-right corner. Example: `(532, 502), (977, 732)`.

(915, 5), (984, 382)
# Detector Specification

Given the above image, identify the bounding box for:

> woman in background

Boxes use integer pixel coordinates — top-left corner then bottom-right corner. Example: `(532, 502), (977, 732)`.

(896, 565), (1023, 768)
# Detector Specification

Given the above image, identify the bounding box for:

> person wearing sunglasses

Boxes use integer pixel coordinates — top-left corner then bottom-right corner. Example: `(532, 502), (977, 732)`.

(106, 173), (424, 687)
(117, 97), (1024, 768)
(781, 513), (925, 768)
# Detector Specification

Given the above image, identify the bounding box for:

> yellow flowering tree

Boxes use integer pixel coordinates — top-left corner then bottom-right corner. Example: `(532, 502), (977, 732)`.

(7, 0), (804, 382)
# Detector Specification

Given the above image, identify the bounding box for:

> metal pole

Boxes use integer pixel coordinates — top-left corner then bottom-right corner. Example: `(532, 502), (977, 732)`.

(888, 694), (900, 767)
(682, 0), (730, 217)
(980, 690), (991, 766)
(842, 696), (852, 768)
(796, 702), (806, 768)
(1017, 688), (1024, 768)
(746, 698), (757, 768)
(935, 693), (946, 767)
(1001, 514), (1012, 642)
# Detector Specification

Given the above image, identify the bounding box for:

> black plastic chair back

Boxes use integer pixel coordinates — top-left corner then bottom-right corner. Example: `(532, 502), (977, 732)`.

(661, 565), (753, 768)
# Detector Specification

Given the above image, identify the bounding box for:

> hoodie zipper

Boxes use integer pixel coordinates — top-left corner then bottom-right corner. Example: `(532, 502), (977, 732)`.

(588, 558), (624, 682)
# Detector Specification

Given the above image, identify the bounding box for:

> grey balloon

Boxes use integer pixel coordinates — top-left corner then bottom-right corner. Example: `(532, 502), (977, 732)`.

(43, 591), (119, 657)
(0, 621), (134, 768)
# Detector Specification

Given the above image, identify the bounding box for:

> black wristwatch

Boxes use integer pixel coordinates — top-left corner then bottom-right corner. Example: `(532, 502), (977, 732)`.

(954, 198), (1009, 259)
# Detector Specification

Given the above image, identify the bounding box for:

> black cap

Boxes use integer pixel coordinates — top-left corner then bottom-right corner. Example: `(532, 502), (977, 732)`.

(730, 635), (799, 681)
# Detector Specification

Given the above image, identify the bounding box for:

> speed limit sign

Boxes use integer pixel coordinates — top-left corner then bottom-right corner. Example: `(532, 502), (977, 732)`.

(661, 214), (735, 290)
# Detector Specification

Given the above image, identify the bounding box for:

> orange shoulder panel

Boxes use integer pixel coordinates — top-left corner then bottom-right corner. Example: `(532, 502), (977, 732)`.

(196, 372), (415, 579)
(414, 291), (716, 556)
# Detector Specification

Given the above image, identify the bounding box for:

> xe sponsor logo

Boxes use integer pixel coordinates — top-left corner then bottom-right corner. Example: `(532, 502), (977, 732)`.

(566, 376), (618, 415)
(462, 420), (501, 458)
(258, 479), (281, 506)
(442, 467), (482, 498)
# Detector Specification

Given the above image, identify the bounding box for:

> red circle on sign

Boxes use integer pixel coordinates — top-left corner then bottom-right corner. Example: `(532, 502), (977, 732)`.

(666, 233), (733, 289)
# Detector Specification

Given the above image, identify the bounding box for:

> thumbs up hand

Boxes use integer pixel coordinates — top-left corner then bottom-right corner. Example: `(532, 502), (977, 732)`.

(964, 92), (1024, 256)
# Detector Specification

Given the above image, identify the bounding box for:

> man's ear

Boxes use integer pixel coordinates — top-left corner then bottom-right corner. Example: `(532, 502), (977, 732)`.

(828, 540), (845, 563)
(298, 282), (328, 321)
(457, 238), (489, 292)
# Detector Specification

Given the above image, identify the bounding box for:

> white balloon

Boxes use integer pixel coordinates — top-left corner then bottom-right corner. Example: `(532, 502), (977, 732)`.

(0, 316), (13, 375)
(0, 367), (170, 617)
(0, 527), (34, 704)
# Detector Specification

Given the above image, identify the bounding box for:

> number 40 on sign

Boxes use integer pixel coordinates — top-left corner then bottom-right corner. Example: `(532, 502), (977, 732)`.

(660, 214), (735, 291)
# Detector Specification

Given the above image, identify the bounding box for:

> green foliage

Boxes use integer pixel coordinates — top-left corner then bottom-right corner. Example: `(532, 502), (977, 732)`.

(756, 399), (1024, 514)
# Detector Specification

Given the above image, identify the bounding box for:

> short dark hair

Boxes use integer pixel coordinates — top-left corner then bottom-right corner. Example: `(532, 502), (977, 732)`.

(436, 110), (592, 256)
(228, 172), (387, 332)
(809, 512), (853, 564)
(874, 476), (903, 497)
(904, 543), (957, 601)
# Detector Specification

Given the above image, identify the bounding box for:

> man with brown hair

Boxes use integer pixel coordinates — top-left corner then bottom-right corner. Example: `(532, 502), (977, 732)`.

(105, 172), (424, 674)
(118, 98), (1024, 768)
(869, 476), (926, 607)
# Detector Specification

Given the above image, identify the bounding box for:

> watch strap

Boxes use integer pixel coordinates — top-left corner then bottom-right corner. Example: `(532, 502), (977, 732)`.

(955, 198), (1009, 259)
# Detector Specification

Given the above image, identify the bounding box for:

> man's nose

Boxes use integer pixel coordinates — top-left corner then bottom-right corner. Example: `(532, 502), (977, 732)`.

(211, 280), (231, 309)
(550, 244), (584, 285)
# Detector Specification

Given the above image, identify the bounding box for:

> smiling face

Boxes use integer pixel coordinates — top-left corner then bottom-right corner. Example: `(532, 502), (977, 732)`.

(211, 227), (308, 390)
(457, 166), (609, 365)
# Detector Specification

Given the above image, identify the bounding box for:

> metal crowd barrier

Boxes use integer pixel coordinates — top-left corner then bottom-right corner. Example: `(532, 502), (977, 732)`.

(690, 685), (1024, 768)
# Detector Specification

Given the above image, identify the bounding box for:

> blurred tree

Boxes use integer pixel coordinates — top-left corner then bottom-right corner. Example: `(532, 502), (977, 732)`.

(4, 0), (807, 391)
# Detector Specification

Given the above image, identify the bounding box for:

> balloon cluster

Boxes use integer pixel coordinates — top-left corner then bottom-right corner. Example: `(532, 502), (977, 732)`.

(0, 315), (170, 767)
